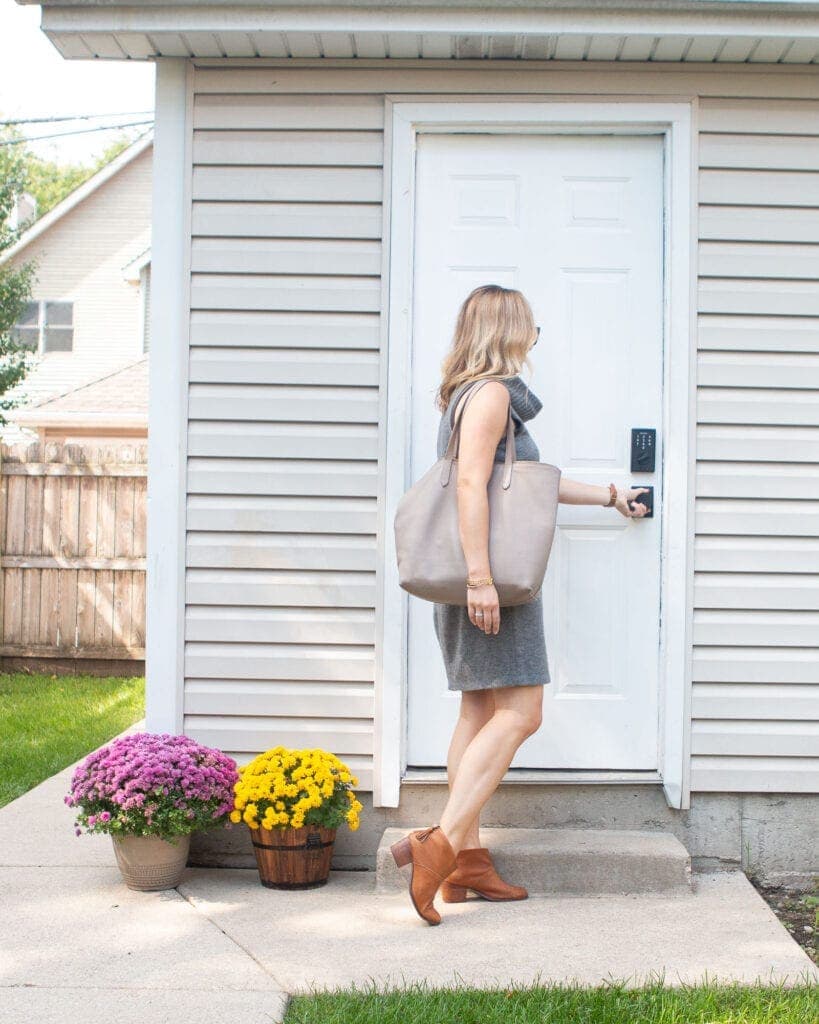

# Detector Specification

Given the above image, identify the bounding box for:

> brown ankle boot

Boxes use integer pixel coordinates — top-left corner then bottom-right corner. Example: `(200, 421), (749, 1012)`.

(440, 846), (528, 902)
(390, 824), (458, 925)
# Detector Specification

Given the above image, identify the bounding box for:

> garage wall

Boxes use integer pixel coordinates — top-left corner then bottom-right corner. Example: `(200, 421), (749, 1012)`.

(693, 95), (819, 792)
(182, 61), (819, 794)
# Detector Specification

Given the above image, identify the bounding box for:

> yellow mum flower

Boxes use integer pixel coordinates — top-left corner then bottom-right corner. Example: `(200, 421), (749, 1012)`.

(229, 809), (242, 823)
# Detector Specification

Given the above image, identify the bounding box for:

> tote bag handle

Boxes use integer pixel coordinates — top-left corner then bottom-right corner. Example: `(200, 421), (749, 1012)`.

(440, 379), (516, 490)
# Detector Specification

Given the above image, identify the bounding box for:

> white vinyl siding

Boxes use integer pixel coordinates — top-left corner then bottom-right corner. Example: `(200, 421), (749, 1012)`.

(185, 63), (819, 795)
(185, 86), (382, 789)
(694, 96), (819, 794)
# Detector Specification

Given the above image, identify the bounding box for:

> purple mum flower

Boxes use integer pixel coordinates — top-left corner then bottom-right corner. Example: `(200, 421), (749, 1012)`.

(67, 732), (239, 840)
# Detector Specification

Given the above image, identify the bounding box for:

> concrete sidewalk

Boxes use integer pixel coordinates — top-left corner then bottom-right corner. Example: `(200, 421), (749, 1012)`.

(1, 742), (816, 1024)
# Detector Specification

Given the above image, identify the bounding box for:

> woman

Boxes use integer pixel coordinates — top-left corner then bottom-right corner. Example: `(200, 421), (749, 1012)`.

(391, 283), (650, 926)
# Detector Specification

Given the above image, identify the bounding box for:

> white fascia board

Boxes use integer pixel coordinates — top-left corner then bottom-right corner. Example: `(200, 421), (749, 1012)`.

(38, 4), (819, 38)
(0, 131), (153, 266)
(19, 0), (819, 10)
(122, 247), (152, 282)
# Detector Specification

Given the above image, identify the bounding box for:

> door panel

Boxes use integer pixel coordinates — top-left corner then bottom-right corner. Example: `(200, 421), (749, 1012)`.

(406, 133), (664, 769)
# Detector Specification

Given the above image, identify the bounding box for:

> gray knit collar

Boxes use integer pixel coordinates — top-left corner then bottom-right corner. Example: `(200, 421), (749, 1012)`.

(506, 374), (543, 422)
(451, 374), (543, 424)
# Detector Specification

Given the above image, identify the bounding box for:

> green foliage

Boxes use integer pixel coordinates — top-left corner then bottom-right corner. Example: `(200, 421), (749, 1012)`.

(23, 130), (136, 218)
(0, 124), (37, 422)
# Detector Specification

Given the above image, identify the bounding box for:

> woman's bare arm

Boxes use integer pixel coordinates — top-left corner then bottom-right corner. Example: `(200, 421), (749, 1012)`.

(559, 478), (611, 506)
(559, 477), (650, 518)
(454, 382), (509, 635)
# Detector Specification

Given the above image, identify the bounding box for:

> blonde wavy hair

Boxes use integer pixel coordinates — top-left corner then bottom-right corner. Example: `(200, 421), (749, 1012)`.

(435, 284), (537, 412)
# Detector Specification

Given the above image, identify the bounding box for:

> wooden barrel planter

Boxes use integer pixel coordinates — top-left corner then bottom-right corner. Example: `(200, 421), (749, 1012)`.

(249, 824), (337, 889)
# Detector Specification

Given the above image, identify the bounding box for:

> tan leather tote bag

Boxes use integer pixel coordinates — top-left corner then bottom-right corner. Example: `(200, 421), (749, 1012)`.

(394, 378), (561, 606)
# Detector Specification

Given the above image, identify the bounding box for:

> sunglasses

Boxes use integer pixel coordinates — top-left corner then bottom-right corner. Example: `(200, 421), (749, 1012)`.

(532, 325), (540, 346)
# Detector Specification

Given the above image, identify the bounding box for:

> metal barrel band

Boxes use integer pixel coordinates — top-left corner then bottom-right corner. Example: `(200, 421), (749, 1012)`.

(250, 835), (334, 851)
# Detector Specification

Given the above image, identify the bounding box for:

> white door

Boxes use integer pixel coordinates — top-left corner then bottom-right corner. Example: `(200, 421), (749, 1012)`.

(406, 132), (664, 770)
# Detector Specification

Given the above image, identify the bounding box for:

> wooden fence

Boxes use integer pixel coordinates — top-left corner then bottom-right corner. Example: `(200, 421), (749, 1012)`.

(0, 440), (146, 673)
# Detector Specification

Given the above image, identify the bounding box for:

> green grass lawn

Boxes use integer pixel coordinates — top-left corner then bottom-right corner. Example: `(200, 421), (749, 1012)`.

(0, 671), (145, 807)
(283, 975), (819, 1023)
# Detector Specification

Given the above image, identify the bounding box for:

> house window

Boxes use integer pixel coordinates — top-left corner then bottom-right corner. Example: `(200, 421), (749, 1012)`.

(11, 301), (40, 352)
(11, 300), (74, 354)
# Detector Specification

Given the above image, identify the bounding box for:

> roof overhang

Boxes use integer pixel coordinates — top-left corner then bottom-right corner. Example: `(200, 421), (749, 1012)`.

(16, 2), (819, 63)
(122, 246), (151, 283)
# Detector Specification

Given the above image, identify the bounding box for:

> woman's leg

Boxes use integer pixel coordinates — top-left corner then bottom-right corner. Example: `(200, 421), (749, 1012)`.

(446, 689), (496, 850)
(438, 684), (543, 856)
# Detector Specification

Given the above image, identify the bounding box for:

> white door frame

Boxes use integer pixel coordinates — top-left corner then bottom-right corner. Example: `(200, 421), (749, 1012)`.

(374, 97), (697, 810)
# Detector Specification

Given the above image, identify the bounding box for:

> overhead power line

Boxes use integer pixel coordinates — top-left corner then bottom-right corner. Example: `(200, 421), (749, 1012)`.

(1, 111), (154, 126)
(0, 120), (154, 146)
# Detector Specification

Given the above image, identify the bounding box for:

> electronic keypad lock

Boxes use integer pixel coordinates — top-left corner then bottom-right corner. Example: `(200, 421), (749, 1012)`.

(631, 428), (656, 473)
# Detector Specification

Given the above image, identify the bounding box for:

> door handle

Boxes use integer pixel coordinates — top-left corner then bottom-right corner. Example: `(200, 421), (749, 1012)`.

(628, 484), (654, 518)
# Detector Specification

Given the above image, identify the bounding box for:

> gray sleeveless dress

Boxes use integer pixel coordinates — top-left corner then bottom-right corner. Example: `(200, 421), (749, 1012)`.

(432, 374), (552, 692)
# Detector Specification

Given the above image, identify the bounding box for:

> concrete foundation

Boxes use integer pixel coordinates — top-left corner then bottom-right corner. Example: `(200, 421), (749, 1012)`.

(190, 784), (819, 889)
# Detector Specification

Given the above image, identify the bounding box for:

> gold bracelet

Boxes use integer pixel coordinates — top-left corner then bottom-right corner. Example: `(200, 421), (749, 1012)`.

(466, 576), (494, 588)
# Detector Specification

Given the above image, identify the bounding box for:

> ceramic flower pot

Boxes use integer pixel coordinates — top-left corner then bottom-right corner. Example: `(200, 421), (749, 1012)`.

(249, 825), (337, 889)
(111, 833), (191, 891)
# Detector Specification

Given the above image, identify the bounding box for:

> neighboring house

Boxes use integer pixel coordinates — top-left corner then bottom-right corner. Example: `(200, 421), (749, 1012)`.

(11, 355), (148, 444)
(1, 132), (153, 441)
(19, 0), (819, 882)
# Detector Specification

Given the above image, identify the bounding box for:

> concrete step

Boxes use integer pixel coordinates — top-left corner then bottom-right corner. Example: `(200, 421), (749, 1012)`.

(376, 827), (693, 895)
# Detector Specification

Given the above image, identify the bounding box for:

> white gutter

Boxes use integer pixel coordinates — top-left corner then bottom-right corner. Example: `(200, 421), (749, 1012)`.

(16, 0), (819, 10)
(36, 5), (819, 35)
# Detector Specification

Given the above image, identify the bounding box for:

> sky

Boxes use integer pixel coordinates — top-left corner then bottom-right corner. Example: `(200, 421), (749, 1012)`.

(0, 1), (155, 165)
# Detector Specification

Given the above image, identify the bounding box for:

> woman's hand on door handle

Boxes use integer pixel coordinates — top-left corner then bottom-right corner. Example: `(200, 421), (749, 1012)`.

(617, 486), (651, 518)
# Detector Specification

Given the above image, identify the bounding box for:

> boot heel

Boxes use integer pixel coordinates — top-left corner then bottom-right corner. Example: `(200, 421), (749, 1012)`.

(390, 836), (413, 868)
(441, 882), (469, 903)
